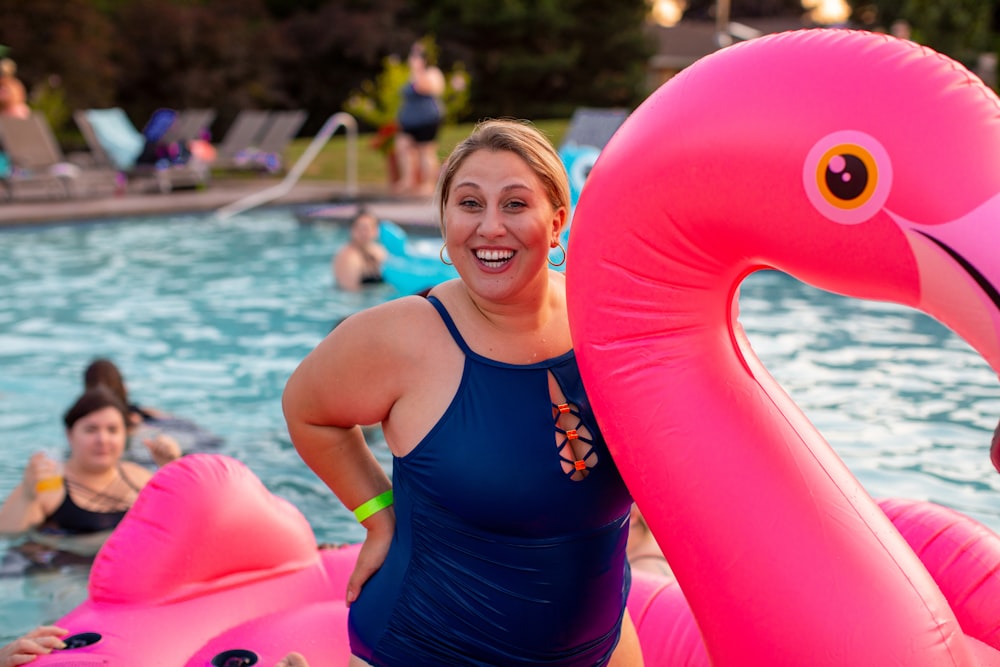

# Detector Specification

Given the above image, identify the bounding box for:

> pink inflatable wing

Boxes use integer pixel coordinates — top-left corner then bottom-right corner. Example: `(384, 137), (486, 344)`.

(567, 28), (1000, 667)
(879, 498), (1000, 652)
(32, 454), (353, 666)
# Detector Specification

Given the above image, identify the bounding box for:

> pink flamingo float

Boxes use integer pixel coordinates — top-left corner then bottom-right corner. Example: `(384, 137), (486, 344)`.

(567, 29), (1000, 666)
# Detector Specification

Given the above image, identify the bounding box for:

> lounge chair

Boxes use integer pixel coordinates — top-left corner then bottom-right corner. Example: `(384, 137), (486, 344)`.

(138, 107), (216, 167)
(558, 107), (629, 208)
(212, 110), (272, 170)
(74, 108), (210, 193)
(0, 112), (116, 201)
(159, 108), (216, 146)
(243, 110), (307, 173)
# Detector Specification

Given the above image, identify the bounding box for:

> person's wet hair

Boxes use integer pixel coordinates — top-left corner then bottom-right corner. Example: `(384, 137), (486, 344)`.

(63, 386), (129, 430)
(83, 358), (129, 406)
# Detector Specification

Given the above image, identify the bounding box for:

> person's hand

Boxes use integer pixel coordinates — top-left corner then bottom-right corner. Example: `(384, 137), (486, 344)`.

(23, 453), (62, 500)
(346, 509), (395, 606)
(274, 653), (309, 667)
(142, 432), (182, 468)
(0, 625), (67, 666)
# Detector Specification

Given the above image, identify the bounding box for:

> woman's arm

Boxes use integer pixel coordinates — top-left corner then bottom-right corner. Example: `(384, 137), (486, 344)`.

(0, 484), (44, 534)
(283, 301), (420, 599)
(409, 55), (445, 98)
(141, 432), (182, 468)
(0, 453), (59, 534)
(332, 246), (363, 291)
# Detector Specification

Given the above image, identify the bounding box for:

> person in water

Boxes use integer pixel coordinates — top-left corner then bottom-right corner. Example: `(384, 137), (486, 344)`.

(283, 119), (642, 666)
(0, 386), (179, 536)
(83, 357), (184, 466)
(332, 209), (387, 291)
(83, 357), (168, 428)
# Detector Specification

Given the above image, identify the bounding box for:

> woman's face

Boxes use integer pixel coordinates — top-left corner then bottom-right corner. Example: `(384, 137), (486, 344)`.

(351, 214), (379, 245)
(443, 149), (565, 301)
(67, 406), (127, 471)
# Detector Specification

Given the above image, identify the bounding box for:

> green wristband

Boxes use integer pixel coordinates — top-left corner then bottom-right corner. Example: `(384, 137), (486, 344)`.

(353, 489), (394, 523)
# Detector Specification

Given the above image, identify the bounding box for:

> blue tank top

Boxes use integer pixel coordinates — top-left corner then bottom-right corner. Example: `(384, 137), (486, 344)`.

(397, 81), (442, 130)
(349, 296), (633, 666)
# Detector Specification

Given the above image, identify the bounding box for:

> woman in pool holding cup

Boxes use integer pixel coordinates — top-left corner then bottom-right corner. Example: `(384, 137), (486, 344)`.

(0, 386), (179, 537)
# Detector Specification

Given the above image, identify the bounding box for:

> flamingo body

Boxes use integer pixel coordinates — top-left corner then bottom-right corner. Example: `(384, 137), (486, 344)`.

(567, 29), (1000, 666)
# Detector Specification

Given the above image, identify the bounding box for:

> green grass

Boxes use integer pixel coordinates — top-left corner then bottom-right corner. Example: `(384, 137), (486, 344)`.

(280, 118), (570, 185)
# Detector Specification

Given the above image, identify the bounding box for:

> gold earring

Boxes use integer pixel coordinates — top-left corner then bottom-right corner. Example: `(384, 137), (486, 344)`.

(548, 241), (566, 267)
(439, 244), (453, 266)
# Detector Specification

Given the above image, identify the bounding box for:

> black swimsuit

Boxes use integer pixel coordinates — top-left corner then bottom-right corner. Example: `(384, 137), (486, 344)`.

(42, 466), (142, 535)
(359, 247), (384, 285)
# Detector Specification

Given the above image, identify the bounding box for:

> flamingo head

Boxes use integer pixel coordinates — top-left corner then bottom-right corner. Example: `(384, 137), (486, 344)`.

(568, 29), (1000, 468)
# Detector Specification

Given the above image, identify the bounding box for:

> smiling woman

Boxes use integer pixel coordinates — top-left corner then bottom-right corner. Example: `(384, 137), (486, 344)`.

(283, 119), (642, 666)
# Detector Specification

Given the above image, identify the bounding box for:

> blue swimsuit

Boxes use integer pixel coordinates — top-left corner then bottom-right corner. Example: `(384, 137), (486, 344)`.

(349, 296), (633, 666)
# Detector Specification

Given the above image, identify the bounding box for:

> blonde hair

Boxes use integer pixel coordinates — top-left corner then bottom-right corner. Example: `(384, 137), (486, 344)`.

(434, 119), (570, 235)
(0, 58), (16, 78)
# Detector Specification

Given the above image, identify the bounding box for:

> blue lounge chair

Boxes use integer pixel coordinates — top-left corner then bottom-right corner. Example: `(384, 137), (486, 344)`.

(74, 108), (210, 193)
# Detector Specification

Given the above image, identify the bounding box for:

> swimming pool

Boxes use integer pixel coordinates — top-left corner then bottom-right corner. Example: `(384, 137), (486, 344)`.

(0, 208), (997, 640)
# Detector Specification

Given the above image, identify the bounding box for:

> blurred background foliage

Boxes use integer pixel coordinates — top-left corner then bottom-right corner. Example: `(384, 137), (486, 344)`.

(0, 0), (998, 146)
(0, 0), (652, 143)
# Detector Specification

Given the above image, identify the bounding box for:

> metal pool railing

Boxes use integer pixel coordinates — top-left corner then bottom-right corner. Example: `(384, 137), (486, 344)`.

(215, 112), (358, 220)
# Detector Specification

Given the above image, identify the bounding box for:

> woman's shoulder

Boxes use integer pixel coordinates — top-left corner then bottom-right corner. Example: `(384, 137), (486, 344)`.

(346, 294), (440, 337)
(333, 242), (361, 264)
(337, 293), (446, 348)
(120, 461), (154, 487)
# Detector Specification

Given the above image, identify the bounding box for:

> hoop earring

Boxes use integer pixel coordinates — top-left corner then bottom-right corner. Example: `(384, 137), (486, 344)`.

(548, 241), (566, 267)
(439, 243), (453, 266)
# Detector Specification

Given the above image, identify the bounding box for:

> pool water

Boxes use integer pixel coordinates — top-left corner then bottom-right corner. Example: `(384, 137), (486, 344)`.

(0, 208), (997, 640)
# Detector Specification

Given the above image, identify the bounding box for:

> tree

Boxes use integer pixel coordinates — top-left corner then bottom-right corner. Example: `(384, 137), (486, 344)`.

(422, 0), (654, 119)
(0, 0), (117, 138)
(277, 0), (416, 135)
(111, 0), (286, 131)
(683, 0), (805, 19)
(850, 0), (996, 71)
(0, 0), (659, 138)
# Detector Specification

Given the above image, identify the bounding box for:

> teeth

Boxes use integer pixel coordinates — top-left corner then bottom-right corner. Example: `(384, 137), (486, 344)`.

(475, 249), (514, 262)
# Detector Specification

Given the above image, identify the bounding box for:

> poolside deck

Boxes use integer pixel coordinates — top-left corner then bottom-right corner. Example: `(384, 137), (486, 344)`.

(0, 177), (439, 235)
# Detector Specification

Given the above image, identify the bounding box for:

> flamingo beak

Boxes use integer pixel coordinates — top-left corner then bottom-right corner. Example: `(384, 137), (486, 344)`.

(890, 195), (1000, 376)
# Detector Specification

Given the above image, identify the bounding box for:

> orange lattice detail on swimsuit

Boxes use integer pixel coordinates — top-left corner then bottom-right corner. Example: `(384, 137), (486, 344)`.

(552, 399), (597, 481)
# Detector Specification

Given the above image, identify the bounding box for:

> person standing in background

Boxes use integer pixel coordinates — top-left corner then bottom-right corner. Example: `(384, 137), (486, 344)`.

(394, 41), (445, 196)
(0, 58), (30, 119)
(0, 56), (29, 180)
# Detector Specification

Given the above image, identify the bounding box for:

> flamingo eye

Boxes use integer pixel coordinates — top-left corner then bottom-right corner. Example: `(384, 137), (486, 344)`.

(804, 131), (891, 225)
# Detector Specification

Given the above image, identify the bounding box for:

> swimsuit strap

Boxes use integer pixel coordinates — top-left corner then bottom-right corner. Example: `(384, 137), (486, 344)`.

(117, 463), (142, 493)
(426, 295), (473, 356)
(357, 243), (376, 267)
(358, 244), (382, 282)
